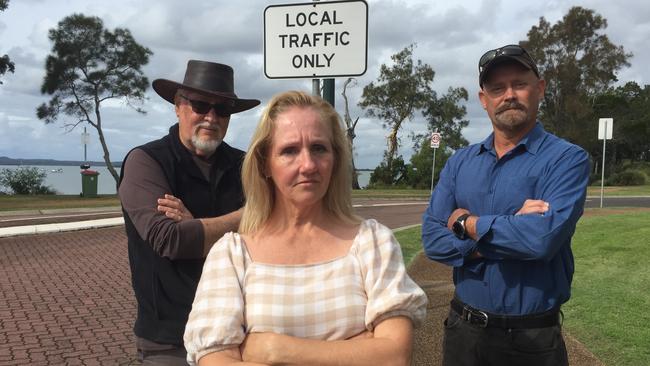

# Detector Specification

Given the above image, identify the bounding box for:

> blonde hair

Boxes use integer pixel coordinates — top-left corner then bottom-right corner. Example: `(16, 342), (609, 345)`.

(239, 90), (359, 233)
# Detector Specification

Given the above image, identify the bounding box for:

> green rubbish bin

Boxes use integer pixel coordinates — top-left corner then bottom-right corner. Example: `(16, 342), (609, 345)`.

(81, 169), (100, 197)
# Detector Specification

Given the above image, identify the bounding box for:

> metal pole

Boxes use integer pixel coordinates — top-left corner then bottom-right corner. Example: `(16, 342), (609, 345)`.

(311, 0), (321, 97)
(312, 79), (321, 97)
(83, 127), (87, 162)
(600, 123), (607, 208)
(322, 78), (335, 107)
(430, 147), (437, 195)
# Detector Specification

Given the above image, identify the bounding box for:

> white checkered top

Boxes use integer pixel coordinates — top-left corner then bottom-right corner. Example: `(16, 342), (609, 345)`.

(184, 219), (428, 364)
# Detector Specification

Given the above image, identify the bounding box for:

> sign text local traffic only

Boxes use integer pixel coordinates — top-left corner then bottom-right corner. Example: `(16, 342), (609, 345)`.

(264, 0), (368, 79)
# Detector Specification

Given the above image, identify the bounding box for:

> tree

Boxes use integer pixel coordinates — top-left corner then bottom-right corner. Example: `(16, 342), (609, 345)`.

(406, 86), (469, 189)
(341, 78), (361, 189)
(414, 86), (469, 151)
(0, 0), (15, 85)
(368, 153), (408, 188)
(0, 167), (55, 195)
(406, 136), (452, 189)
(521, 6), (631, 147)
(591, 82), (650, 166)
(37, 14), (153, 186)
(359, 44), (434, 171)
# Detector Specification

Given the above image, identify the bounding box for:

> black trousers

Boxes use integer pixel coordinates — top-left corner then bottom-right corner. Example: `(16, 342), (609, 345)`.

(442, 309), (569, 366)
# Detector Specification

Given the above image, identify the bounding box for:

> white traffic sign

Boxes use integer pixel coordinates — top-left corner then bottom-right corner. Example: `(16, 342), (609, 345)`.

(598, 118), (613, 140)
(264, 0), (368, 79)
(430, 132), (441, 148)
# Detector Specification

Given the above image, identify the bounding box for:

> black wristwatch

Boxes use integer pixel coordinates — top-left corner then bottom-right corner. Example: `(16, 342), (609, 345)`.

(452, 213), (471, 240)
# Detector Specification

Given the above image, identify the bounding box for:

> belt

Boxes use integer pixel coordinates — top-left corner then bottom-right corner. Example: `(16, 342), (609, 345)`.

(450, 298), (561, 329)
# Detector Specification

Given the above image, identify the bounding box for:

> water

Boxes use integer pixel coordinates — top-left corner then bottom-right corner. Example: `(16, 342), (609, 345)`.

(356, 170), (371, 188)
(0, 166), (372, 195)
(0, 165), (120, 195)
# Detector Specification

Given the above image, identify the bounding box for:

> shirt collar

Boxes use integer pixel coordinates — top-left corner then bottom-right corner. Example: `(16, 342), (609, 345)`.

(478, 122), (545, 156)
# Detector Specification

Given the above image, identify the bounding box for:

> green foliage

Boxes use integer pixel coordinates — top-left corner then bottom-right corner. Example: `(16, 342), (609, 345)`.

(407, 137), (452, 189)
(368, 154), (408, 188)
(369, 138), (453, 190)
(0, 0), (14, 85)
(605, 170), (646, 186)
(361, 44), (469, 186)
(359, 44), (434, 169)
(591, 82), (650, 167)
(521, 6), (631, 148)
(418, 86), (470, 151)
(37, 14), (153, 186)
(0, 167), (56, 195)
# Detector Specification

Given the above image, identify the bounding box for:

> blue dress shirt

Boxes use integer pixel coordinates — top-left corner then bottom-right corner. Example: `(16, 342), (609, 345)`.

(422, 123), (590, 315)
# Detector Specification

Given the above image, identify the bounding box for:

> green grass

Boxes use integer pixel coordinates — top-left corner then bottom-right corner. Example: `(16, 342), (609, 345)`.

(586, 185), (650, 196)
(393, 211), (650, 366)
(0, 185), (648, 211)
(563, 211), (650, 366)
(394, 225), (423, 265)
(0, 194), (119, 211)
(352, 189), (431, 199)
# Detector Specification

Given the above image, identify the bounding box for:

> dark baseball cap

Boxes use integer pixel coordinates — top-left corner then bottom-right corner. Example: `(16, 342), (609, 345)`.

(478, 44), (540, 88)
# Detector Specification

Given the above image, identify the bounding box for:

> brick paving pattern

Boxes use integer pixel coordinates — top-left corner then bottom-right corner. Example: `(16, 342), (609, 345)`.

(0, 227), (137, 365)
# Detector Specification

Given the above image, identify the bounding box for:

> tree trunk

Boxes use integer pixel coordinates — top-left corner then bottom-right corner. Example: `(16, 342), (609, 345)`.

(386, 128), (398, 171)
(92, 109), (120, 190)
(342, 78), (361, 189)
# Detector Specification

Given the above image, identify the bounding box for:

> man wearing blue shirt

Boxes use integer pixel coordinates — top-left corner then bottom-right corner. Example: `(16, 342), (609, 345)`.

(422, 44), (590, 366)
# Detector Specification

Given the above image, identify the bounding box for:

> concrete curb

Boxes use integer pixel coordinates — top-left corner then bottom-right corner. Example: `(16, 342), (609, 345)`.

(0, 217), (124, 238)
(0, 206), (121, 217)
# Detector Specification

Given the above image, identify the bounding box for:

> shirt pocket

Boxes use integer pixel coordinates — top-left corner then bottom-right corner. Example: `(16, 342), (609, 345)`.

(499, 176), (538, 214)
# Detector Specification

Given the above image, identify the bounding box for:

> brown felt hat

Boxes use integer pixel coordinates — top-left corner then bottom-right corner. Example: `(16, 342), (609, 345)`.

(152, 60), (260, 114)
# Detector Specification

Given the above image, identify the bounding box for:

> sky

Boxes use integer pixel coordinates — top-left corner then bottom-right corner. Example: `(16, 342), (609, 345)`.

(0, 0), (648, 169)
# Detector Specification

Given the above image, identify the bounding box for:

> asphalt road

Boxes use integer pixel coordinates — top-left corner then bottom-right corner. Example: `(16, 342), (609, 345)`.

(2, 196), (649, 229)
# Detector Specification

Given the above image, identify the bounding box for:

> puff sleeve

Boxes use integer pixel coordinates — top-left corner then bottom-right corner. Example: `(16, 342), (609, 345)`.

(357, 220), (428, 329)
(183, 232), (247, 365)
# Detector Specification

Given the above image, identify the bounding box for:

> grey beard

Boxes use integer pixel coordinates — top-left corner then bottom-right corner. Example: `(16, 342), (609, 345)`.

(191, 135), (221, 155)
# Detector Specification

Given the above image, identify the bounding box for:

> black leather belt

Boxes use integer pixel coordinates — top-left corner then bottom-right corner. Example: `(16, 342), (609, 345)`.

(450, 298), (561, 329)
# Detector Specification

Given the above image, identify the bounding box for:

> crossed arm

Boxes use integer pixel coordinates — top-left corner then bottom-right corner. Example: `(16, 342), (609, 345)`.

(447, 199), (550, 259)
(422, 147), (589, 265)
(157, 193), (241, 256)
(197, 316), (413, 366)
(119, 149), (241, 259)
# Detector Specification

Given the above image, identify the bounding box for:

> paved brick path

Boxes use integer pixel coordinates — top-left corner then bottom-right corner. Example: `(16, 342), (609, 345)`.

(0, 227), (137, 365)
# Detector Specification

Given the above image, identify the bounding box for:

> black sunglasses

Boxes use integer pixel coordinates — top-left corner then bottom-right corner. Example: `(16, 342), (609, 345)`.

(179, 94), (231, 117)
(479, 45), (532, 70)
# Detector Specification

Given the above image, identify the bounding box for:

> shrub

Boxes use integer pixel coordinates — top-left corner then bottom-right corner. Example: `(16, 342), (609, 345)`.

(605, 170), (646, 186)
(0, 167), (56, 195)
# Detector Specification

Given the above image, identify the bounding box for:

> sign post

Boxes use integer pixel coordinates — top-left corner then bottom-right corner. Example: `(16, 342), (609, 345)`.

(81, 127), (90, 162)
(430, 131), (441, 194)
(598, 118), (613, 208)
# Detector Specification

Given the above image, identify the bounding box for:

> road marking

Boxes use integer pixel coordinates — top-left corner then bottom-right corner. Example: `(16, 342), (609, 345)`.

(0, 211), (119, 223)
(353, 202), (428, 208)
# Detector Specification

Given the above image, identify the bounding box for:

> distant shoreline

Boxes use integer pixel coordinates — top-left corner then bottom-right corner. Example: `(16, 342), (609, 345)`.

(0, 157), (374, 171)
(0, 156), (121, 167)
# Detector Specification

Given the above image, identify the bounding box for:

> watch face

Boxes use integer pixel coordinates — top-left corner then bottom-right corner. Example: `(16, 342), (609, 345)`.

(452, 220), (465, 238)
(453, 214), (469, 239)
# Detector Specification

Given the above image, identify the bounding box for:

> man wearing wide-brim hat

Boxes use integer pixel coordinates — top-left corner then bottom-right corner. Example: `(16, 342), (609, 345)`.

(118, 60), (260, 364)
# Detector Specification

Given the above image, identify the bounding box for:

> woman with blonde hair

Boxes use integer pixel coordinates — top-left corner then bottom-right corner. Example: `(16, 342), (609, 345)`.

(184, 90), (427, 365)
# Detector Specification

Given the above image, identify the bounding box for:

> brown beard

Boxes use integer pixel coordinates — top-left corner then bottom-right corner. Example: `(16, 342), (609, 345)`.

(493, 102), (529, 132)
